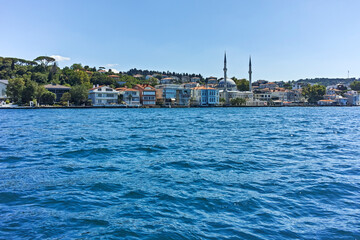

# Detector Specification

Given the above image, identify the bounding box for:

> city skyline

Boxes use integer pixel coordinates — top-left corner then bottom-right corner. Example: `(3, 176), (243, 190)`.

(1, 0), (360, 81)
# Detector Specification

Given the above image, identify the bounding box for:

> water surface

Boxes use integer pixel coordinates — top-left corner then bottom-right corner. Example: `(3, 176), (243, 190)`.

(0, 107), (359, 239)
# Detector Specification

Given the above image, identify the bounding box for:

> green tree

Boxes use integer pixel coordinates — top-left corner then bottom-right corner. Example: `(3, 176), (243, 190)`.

(70, 84), (88, 105)
(60, 92), (71, 102)
(41, 91), (56, 105)
(237, 79), (250, 91)
(230, 98), (246, 106)
(350, 81), (360, 91)
(70, 63), (83, 70)
(31, 72), (48, 84)
(69, 71), (90, 86)
(33, 56), (55, 72)
(6, 78), (25, 103)
(22, 80), (38, 104)
(302, 84), (326, 103)
(35, 86), (47, 105)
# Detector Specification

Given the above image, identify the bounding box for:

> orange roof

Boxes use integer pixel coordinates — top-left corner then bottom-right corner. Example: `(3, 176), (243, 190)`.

(319, 99), (335, 102)
(134, 84), (155, 90)
(89, 85), (105, 90)
(109, 75), (119, 78)
(192, 86), (215, 90)
(116, 87), (138, 92)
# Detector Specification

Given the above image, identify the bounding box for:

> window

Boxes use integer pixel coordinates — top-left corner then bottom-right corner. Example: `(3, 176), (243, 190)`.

(97, 94), (102, 97)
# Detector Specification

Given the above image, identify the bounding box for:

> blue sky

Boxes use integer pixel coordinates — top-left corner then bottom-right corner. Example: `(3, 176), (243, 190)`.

(1, 0), (360, 81)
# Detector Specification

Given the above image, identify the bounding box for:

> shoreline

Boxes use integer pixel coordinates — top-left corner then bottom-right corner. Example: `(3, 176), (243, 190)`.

(0, 105), (358, 109)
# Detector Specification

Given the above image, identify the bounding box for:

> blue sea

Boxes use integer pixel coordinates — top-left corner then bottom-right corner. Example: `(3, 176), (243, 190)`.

(0, 107), (359, 239)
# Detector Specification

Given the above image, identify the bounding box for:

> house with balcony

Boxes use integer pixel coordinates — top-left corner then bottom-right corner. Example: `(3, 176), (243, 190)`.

(155, 84), (181, 105)
(176, 88), (192, 106)
(116, 87), (140, 106)
(88, 85), (119, 106)
(134, 84), (156, 106)
(191, 86), (219, 106)
(344, 90), (360, 106)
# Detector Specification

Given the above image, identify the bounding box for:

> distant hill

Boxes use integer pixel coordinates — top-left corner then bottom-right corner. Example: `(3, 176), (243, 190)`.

(295, 78), (358, 86)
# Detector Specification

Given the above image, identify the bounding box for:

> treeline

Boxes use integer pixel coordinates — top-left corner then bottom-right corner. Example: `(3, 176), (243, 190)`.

(296, 78), (358, 87)
(125, 68), (203, 80)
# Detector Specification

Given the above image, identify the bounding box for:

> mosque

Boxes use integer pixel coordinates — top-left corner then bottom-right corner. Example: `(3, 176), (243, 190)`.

(218, 53), (254, 104)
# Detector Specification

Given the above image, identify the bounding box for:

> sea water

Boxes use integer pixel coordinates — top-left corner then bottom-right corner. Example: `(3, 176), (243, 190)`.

(0, 107), (359, 239)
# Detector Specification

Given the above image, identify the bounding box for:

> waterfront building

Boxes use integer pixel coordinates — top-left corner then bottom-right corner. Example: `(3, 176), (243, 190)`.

(318, 99), (336, 106)
(254, 93), (272, 102)
(88, 85), (119, 105)
(176, 88), (192, 106)
(0, 79), (9, 101)
(155, 84), (181, 105)
(44, 83), (71, 102)
(134, 84), (156, 106)
(191, 86), (219, 106)
(344, 90), (360, 106)
(116, 87), (140, 106)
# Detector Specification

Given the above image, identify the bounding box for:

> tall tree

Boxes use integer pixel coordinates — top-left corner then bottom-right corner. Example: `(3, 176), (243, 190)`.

(302, 84), (326, 103)
(350, 81), (360, 91)
(70, 85), (88, 105)
(6, 78), (25, 103)
(22, 80), (38, 104)
(33, 56), (55, 69)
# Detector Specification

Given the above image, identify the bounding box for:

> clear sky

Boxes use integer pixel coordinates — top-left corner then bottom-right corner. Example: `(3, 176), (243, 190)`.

(1, 0), (360, 81)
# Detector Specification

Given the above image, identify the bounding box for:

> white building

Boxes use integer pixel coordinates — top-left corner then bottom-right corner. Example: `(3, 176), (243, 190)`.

(88, 85), (119, 105)
(116, 88), (140, 106)
(190, 77), (201, 82)
(344, 90), (360, 106)
(0, 80), (9, 100)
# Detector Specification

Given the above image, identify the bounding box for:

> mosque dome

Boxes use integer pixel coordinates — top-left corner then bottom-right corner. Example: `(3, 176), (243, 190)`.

(218, 78), (237, 90)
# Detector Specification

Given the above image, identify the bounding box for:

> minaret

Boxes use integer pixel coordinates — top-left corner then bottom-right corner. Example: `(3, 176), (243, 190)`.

(249, 56), (252, 92)
(223, 52), (228, 104)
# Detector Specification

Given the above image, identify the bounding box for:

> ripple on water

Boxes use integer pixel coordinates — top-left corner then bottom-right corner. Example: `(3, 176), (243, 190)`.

(0, 107), (360, 239)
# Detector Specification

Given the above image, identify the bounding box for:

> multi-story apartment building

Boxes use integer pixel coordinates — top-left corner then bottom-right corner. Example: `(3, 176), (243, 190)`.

(88, 85), (119, 105)
(191, 86), (219, 106)
(116, 87), (140, 106)
(134, 84), (156, 106)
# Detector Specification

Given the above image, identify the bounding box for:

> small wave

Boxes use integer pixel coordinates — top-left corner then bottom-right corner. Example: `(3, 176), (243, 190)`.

(60, 148), (113, 158)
